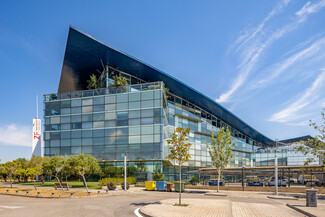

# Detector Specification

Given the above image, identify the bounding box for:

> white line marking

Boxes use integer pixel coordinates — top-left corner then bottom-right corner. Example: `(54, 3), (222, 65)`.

(134, 208), (143, 217)
(0, 206), (24, 209)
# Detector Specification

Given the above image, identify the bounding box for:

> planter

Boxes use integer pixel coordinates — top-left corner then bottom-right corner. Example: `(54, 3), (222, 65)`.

(174, 182), (185, 192)
(145, 181), (156, 191)
(156, 181), (167, 191)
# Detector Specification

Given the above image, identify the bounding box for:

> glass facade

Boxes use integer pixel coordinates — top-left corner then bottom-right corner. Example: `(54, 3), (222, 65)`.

(44, 82), (164, 163)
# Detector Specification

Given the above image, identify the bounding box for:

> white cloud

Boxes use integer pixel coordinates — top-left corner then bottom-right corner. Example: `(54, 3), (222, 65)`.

(252, 37), (325, 88)
(269, 69), (325, 123)
(296, 0), (325, 22)
(216, 0), (325, 104)
(0, 124), (32, 147)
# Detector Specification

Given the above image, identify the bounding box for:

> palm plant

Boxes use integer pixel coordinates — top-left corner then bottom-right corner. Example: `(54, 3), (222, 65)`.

(87, 74), (98, 90)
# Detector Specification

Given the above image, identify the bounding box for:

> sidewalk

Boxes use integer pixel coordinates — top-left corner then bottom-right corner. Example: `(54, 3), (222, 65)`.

(286, 200), (325, 217)
(140, 198), (305, 217)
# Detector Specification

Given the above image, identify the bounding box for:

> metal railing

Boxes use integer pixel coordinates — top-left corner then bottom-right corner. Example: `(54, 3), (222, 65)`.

(44, 81), (164, 101)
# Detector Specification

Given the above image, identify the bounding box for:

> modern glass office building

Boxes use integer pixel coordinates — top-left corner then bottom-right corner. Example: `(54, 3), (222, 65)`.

(44, 27), (316, 179)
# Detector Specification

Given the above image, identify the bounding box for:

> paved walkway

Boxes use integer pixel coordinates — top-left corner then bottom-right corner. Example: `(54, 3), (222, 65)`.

(140, 198), (305, 217)
(287, 200), (325, 217)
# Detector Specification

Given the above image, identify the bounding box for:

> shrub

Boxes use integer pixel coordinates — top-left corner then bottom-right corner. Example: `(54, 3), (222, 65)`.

(153, 173), (164, 181)
(189, 176), (199, 185)
(121, 180), (130, 190)
(99, 177), (136, 187)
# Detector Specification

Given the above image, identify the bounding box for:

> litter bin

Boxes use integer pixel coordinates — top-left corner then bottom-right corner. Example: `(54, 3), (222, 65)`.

(156, 181), (167, 191)
(145, 181), (156, 191)
(306, 189), (318, 207)
(174, 182), (185, 192)
(167, 183), (173, 192)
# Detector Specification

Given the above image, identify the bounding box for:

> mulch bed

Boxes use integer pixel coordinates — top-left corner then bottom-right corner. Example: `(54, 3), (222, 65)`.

(0, 187), (101, 198)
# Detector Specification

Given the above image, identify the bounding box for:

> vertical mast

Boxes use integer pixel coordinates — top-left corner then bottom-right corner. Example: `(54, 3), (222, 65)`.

(36, 95), (38, 119)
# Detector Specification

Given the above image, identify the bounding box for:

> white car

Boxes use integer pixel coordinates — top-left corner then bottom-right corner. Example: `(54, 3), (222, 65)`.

(268, 177), (287, 187)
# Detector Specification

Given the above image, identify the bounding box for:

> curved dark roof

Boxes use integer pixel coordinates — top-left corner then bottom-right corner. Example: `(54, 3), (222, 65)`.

(280, 135), (314, 144)
(58, 26), (274, 146)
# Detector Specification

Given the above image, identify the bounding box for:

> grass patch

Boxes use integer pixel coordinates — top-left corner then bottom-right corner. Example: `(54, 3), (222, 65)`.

(17, 182), (101, 189)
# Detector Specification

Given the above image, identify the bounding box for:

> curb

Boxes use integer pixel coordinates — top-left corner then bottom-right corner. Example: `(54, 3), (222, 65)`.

(205, 193), (227, 197)
(139, 208), (152, 217)
(267, 196), (297, 200)
(286, 204), (317, 217)
(0, 192), (65, 199)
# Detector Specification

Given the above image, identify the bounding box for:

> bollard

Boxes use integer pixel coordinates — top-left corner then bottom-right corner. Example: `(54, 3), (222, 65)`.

(88, 192), (91, 196)
(16, 190), (19, 194)
(51, 193), (55, 197)
(97, 191), (100, 195)
(70, 192), (74, 197)
(105, 189), (109, 194)
(37, 192), (40, 197)
(26, 191), (29, 196)
(6, 190), (9, 194)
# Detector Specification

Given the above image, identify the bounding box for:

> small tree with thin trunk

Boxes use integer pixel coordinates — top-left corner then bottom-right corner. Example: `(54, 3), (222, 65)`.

(27, 166), (42, 190)
(2, 161), (20, 188)
(294, 108), (325, 170)
(206, 128), (234, 192)
(66, 154), (101, 193)
(166, 127), (191, 206)
(49, 155), (66, 191)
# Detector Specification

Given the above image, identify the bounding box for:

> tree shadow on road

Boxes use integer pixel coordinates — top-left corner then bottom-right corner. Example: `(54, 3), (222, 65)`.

(130, 201), (161, 206)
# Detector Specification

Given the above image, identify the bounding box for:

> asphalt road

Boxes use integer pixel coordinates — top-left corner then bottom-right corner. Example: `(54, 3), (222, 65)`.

(0, 190), (302, 217)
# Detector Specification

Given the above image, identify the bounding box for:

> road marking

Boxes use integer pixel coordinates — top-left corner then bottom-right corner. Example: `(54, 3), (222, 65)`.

(0, 206), (24, 209)
(134, 208), (143, 217)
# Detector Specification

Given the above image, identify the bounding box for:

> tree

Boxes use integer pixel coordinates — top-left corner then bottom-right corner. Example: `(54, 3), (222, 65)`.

(15, 158), (29, 182)
(27, 166), (42, 190)
(41, 156), (52, 183)
(87, 74), (98, 89)
(295, 109), (325, 169)
(29, 155), (44, 184)
(2, 161), (20, 188)
(111, 75), (128, 92)
(66, 154), (101, 193)
(135, 158), (148, 173)
(49, 155), (66, 191)
(206, 128), (234, 192)
(166, 127), (191, 206)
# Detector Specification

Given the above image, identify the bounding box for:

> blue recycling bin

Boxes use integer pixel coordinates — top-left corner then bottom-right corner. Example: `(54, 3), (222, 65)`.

(156, 181), (167, 191)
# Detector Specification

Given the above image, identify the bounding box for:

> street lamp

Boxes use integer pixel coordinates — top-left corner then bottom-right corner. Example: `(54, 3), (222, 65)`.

(275, 139), (278, 195)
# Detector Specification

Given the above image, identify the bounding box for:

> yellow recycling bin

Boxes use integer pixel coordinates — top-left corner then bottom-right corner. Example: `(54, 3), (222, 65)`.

(145, 181), (156, 191)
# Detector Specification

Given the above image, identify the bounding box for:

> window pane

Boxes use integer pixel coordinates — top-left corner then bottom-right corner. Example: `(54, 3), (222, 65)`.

(105, 112), (116, 120)
(93, 96), (104, 104)
(71, 99), (81, 107)
(117, 112), (128, 119)
(105, 95), (116, 104)
(82, 106), (93, 113)
(141, 91), (154, 100)
(82, 98), (93, 106)
(117, 94), (128, 102)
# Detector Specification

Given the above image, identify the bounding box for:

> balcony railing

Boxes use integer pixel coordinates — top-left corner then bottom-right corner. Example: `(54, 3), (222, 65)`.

(44, 81), (164, 102)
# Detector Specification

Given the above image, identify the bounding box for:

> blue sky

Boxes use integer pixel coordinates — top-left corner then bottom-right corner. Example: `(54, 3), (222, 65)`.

(1, 0), (325, 162)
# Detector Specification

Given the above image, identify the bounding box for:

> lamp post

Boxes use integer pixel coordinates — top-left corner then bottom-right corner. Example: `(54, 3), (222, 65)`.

(124, 155), (127, 191)
(275, 139), (278, 195)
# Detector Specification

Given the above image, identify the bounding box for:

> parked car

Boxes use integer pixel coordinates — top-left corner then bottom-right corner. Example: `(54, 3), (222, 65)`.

(298, 175), (319, 185)
(247, 177), (263, 186)
(209, 179), (224, 186)
(267, 177), (287, 187)
(289, 178), (298, 184)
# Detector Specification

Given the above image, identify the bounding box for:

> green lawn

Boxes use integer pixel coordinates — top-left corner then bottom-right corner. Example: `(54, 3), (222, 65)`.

(17, 181), (101, 189)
